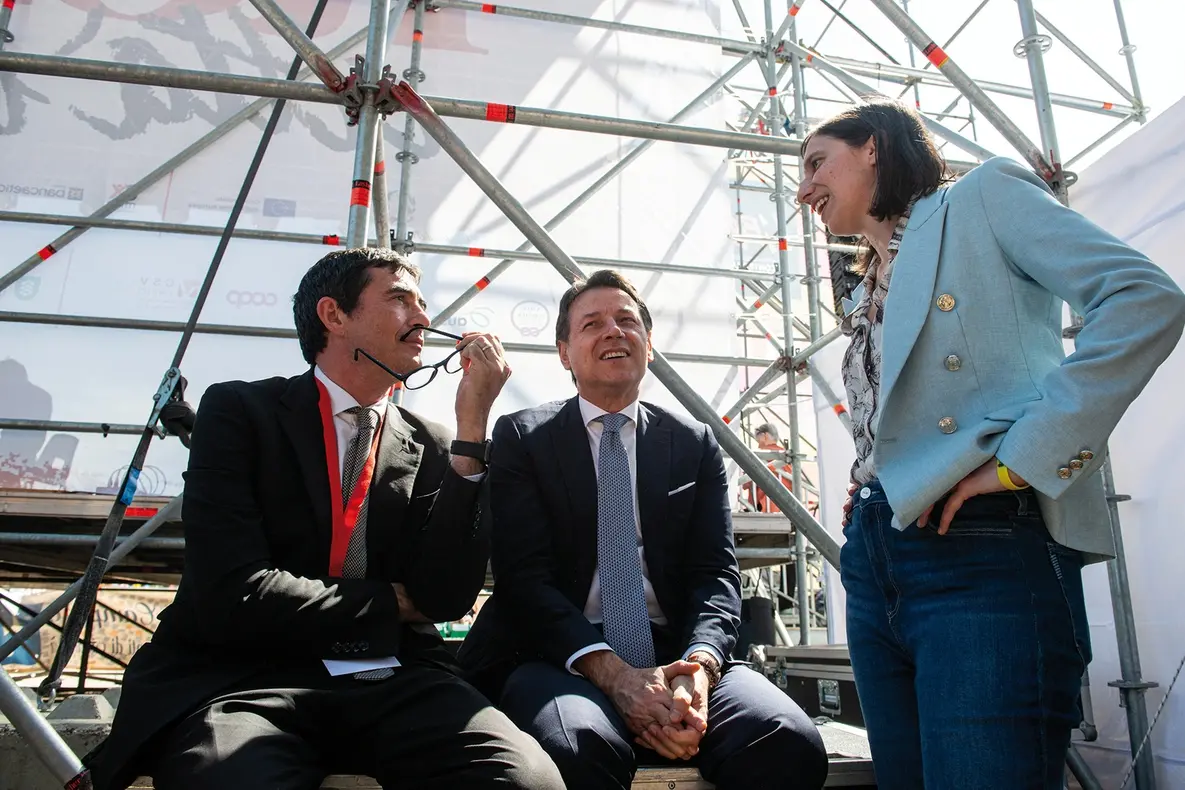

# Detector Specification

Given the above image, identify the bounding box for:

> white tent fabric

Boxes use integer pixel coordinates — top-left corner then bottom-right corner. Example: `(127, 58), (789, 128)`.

(0, 0), (747, 495)
(1069, 95), (1185, 789)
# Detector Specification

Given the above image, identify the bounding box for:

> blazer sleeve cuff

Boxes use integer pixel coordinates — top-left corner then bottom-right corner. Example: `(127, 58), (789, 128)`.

(566, 642), (612, 675)
(683, 642), (724, 667)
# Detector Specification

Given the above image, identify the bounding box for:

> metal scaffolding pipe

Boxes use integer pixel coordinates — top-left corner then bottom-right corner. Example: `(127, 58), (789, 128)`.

(774, 40), (997, 163)
(1019, 3), (1135, 106)
(346, 0), (393, 247)
(721, 360), (791, 423)
(1015, 0), (1062, 181)
(392, 79), (841, 567)
(821, 54), (1135, 117)
(0, 17), (382, 295)
(0, 51), (339, 104)
(432, 0), (763, 54)
(0, 671), (86, 785)
(0, 0), (14, 52)
(1103, 456), (1158, 790)
(0, 419), (144, 435)
(0, 496), (183, 663)
(767, 0), (810, 643)
(393, 0), (427, 253)
(864, 0), (1053, 179)
(0, 310), (776, 368)
(0, 208), (785, 282)
(0, 533), (185, 549)
(427, 95), (806, 154)
(373, 130), (391, 248)
(806, 360), (853, 435)
(246, 0), (347, 91)
(0, 53), (808, 156)
(428, 53), (758, 325)
(1111, 0), (1145, 117)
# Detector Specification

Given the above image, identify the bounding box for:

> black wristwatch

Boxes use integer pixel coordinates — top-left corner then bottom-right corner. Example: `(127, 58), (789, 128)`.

(450, 439), (492, 464)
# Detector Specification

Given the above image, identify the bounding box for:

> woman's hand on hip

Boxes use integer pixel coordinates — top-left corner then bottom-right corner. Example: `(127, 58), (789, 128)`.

(918, 458), (1025, 535)
(841, 482), (859, 526)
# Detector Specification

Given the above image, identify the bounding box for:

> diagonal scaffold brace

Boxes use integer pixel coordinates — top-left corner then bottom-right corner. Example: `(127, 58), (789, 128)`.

(392, 79), (841, 567)
(33, 0), (343, 739)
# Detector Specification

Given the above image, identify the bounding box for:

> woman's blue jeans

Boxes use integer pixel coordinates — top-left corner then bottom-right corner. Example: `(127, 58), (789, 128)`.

(841, 479), (1091, 790)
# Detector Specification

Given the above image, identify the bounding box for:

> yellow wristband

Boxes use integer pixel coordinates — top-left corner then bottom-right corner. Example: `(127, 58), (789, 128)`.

(996, 459), (1029, 491)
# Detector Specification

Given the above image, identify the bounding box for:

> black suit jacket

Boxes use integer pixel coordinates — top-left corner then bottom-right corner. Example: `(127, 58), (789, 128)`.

(458, 397), (741, 696)
(88, 370), (488, 790)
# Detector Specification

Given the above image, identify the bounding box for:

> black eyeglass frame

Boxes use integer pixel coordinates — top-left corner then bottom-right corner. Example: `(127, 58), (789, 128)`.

(353, 325), (467, 391)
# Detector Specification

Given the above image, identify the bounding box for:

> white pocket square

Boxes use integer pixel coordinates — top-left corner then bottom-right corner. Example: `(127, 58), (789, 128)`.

(668, 481), (695, 496)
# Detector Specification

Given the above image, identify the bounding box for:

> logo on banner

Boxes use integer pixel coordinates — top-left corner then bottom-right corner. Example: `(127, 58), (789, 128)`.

(441, 307), (494, 331)
(226, 290), (279, 308)
(262, 198), (296, 218)
(14, 276), (41, 301)
(511, 301), (550, 338)
(138, 276), (200, 306)
(0, 183), (84, 200)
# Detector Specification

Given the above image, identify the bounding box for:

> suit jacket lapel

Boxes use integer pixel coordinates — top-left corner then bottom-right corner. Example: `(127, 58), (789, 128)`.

(552, 397), (599, 597)
(369, 402), (422, 553)
(880, 191), (950, 408)
(635, 405), (670, 576)
(277, 369), (333, 554)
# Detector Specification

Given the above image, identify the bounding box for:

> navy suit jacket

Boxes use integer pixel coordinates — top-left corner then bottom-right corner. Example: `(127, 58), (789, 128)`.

(458, 397), (741, 695)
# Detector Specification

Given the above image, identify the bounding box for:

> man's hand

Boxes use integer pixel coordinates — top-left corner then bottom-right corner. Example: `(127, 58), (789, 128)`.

(632, 660), (711, 759)
(453, 332), (511, 439)
(576, 650), (705, 758)
(917, 457), (1028, 534)
(392, 583), (432, 623)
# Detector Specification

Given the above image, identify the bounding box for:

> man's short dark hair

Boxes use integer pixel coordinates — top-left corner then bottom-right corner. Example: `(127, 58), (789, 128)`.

(555, 269), (654, 346)
(292, 248), (421, 364)
(754, 423), (780, 443)
(803, 99), (949, 223)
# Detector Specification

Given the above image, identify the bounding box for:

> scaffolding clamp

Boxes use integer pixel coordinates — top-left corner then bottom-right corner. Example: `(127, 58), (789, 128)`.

(391, 230), (415, 255)
(375, 65), (402, 117)
(341, 56), (368, 126)
(147, 367), (183, 440)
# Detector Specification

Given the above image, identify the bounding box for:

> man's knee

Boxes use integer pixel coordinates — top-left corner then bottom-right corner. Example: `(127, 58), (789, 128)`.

(496, 730), (567, 790)
(713, 714), (829, 790)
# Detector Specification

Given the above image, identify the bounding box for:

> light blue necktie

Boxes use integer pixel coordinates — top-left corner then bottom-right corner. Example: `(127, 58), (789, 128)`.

(596, 413), (656, 668)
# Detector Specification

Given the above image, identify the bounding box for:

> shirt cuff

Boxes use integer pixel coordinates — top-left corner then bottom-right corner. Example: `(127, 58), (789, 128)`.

(566, 642), (612, 675)
(462, 472), (486, 482)
(683, 643), (724, 667)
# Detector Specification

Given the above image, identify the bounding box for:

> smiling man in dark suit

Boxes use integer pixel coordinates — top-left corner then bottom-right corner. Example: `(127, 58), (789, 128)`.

(459, 269), (828, 790)
(87, 248), (562, 790)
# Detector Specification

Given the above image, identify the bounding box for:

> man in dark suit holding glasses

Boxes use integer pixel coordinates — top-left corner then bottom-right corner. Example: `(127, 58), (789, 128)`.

(88, 248), (562, 790)
(459, 269), (828, 790)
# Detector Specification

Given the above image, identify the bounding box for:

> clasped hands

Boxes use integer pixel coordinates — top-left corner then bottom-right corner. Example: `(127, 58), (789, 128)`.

(583, 652), (711, 761)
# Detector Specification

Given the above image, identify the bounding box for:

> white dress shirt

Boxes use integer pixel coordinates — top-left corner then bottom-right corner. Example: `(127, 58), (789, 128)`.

(566, 397), (723, 673)
(314, 367), (403, 676)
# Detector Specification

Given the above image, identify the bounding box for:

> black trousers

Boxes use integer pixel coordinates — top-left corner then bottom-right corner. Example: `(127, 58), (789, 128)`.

(149, 664), (563, 790)
(499, 661), (829, 790)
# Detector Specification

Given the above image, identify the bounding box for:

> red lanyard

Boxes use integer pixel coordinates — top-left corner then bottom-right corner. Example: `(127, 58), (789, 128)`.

(316, 378), (384, 576)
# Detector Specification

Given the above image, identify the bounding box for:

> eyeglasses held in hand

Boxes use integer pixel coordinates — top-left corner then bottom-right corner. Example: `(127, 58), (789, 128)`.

(354, 325), (466, 391)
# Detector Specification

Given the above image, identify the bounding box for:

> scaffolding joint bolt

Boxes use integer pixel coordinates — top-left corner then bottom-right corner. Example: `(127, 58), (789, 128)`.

(374, 64), (402, 117)
(1107, 679), (1159, 691)
(394, 150), (420, 165)
(1013, 34), (1053, 58)
(403, 67), (426, 84)
(0, 28), (12, 44)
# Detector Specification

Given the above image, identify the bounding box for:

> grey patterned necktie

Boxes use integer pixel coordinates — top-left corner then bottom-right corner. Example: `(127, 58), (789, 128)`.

(339, 405), (393, 680)
(596, 413), (656, 668)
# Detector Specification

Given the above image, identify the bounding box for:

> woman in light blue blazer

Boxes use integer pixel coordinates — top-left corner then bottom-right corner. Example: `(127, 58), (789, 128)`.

(797, 101), (1185, 789)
